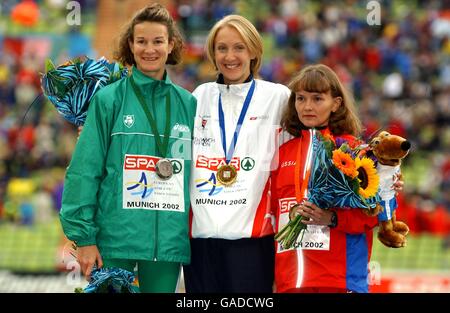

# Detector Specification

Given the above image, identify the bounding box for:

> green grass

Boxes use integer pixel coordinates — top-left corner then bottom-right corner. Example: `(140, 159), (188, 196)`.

(1, 219), (449, 273)
(0, 217), (63, 273)
(371, 231), (450, 271)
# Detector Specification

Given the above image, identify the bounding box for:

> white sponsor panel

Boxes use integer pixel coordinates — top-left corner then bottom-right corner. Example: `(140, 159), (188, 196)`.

(277, 198), (330, 252)
(122, 154), (184, 212)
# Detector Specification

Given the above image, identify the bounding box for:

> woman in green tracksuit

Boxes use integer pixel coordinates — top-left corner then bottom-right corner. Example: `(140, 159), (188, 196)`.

(59, 4), (196, 292)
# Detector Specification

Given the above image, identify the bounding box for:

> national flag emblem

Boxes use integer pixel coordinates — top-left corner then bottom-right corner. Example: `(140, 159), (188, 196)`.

(123, 115), (135, 128)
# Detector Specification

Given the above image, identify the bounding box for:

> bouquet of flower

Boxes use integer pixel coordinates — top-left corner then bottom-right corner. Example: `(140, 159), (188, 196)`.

(41, 56), (128, 126)
(75, 267), (138, 293)
(275, 130), (381, 249)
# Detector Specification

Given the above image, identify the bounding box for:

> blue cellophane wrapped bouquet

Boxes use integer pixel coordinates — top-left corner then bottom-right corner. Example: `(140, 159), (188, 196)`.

(75, 267), (138, 293)
(275, 129), (381, 249)
(41, 56), (128, 126)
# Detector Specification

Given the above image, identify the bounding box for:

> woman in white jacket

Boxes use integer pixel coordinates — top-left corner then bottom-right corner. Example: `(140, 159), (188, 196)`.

(184, 15), (290, 293)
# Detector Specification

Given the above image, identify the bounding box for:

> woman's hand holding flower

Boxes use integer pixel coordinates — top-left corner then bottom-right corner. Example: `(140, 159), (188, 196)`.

(294, 201), (334, 226)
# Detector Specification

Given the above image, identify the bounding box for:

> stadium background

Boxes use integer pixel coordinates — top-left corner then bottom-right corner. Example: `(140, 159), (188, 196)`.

(0, 0), (449, 293)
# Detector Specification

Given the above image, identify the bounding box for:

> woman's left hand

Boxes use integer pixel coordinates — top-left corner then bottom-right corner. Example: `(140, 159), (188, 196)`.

(297, 201), (333, 226)
(77, 126), (83, 139)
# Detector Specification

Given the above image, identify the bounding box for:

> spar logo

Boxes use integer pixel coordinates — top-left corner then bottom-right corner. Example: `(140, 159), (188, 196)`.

(194, 155), (240, 196)
(124, 155), (159, 171)
(279, 197), (298, 214)
(241, 157), (255, 171)
(124, 154), (182, 173)
(195, 155), (240, 171)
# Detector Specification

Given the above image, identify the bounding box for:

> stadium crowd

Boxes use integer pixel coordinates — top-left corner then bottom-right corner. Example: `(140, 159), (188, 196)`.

(0, 0), (449, 243)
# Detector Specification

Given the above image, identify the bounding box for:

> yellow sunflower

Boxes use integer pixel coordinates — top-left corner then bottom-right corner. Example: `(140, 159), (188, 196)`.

(355, 157), (379, 199)
(332, 150), (358, 178)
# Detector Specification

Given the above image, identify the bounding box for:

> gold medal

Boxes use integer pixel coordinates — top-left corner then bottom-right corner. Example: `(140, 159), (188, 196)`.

(216, 164), (237, 186)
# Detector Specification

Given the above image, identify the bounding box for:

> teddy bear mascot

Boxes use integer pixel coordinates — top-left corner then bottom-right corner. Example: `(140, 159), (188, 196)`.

(369, 131), (411, 248)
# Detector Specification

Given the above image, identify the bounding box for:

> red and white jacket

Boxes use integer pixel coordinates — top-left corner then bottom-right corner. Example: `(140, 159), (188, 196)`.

(189, 79), (290, 239)
(271, 129), (378, 293)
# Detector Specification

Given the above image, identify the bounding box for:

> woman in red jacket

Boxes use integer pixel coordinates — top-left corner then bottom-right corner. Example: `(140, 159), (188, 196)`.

(272, 64), (401, 293)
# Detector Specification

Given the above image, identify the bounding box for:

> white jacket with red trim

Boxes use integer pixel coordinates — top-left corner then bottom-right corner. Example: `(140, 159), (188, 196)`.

(189, 79), (290, 239)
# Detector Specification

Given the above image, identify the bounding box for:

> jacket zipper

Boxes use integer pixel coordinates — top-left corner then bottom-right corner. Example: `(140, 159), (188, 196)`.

(152, 82), (161, 262)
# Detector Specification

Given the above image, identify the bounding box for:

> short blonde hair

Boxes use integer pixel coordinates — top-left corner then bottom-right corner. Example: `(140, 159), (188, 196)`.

(206, 15), (262, 76)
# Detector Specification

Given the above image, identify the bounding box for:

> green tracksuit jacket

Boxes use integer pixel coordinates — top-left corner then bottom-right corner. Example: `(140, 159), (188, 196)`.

(60, 67), (196, 264)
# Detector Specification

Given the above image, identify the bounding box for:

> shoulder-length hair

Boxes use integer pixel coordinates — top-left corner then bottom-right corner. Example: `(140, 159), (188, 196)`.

(281, 64), (362, 137)
(205, 15), (263, 77)
(114, 3), (183, 66)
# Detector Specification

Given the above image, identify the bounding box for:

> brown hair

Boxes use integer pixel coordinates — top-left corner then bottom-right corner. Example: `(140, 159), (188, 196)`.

(114, 3), (183, 66)
(206, 15), (263, 76)
(281, 64), (362, 137)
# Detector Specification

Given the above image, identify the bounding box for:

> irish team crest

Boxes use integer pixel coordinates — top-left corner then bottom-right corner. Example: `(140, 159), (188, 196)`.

(123, 115), (135, 128)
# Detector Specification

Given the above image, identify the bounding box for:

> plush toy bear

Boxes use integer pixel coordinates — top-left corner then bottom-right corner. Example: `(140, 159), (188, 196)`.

(369, 131), (411, 248)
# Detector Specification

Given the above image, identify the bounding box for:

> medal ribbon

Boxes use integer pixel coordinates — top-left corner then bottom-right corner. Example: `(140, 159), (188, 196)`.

(294, 129), (315, 202)
(218, 80), (255, 163)
(130, 76), (171, 158)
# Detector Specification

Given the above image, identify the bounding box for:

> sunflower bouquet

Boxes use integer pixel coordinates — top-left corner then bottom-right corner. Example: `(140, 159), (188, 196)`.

(275, 130), (381, 250)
